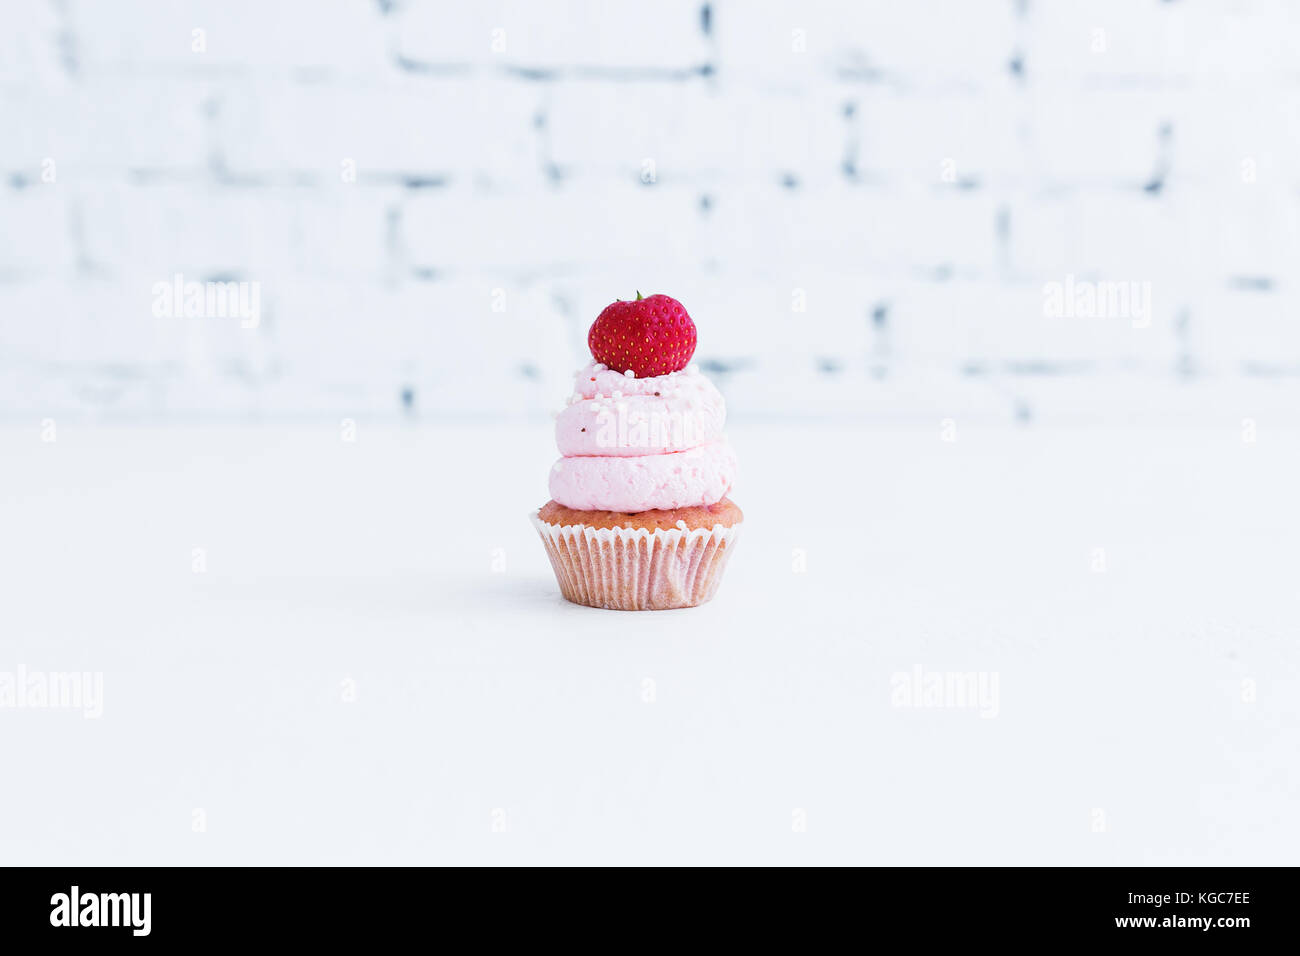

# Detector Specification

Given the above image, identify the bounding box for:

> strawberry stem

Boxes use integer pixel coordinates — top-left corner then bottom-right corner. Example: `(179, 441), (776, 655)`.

(635, 291), (643, 301)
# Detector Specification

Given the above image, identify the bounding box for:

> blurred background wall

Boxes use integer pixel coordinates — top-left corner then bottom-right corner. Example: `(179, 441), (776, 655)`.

(2, 0), (1298, 424)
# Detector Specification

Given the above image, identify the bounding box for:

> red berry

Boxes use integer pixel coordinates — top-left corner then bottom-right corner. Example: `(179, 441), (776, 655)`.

(587, 293), (697, 378)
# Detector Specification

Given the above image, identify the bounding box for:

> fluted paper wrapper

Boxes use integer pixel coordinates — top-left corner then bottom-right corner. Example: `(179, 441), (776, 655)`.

(531, 512), (741, 611)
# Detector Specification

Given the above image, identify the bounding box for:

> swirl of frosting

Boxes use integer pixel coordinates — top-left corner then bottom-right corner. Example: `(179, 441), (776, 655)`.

(549, 361), (737, 511)
(556, 362), (725, 457)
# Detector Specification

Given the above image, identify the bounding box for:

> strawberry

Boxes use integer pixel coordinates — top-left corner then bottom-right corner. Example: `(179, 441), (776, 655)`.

(587, 292), (697, 378)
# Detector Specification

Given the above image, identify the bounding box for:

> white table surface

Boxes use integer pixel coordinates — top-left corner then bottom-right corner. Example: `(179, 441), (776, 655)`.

(1, 421), (1296, 865)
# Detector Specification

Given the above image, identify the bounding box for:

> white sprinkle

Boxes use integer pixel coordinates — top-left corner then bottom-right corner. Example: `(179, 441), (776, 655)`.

(624, 369), (636, 378)
(675, 520), (688, 530)
(595, 392), (604, 400)
(594, 363), (607, 372)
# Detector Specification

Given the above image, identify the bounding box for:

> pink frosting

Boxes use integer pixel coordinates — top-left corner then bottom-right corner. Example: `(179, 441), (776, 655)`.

(571, 360), (701, 399)
(548, 361), (736, 511)
(549, 440), (737, 512)
(555, 367), (725, 457)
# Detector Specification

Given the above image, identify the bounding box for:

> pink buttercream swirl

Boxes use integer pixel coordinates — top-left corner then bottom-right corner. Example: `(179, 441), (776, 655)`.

(549, 361), (737, 512)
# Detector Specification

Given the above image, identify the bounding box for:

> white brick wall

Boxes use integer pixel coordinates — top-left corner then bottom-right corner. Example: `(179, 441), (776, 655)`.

(1, 0), (1298, 422)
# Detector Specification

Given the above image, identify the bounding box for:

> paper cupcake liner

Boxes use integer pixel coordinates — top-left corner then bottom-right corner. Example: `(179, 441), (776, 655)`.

(530, 512), (741, 611)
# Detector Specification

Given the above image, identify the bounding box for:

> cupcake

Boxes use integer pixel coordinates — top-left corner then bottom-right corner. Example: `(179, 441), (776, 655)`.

(531, 293), (743, 610)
